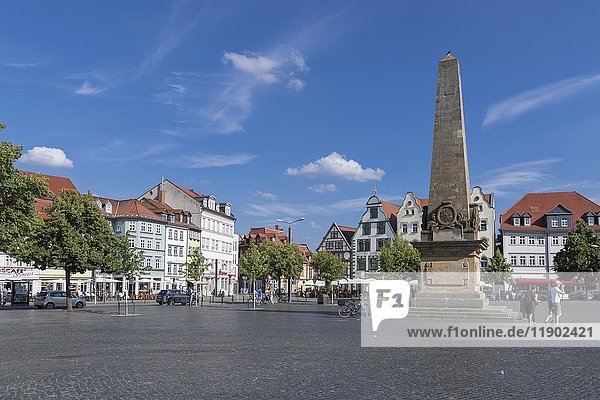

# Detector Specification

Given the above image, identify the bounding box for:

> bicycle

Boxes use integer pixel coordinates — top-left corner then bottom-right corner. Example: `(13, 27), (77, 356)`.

(338, 299), (369, 318)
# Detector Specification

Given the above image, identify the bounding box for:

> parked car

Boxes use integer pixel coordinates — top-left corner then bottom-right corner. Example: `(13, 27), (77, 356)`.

(155, 290), (190, 305)
(34, 291), (86, 309)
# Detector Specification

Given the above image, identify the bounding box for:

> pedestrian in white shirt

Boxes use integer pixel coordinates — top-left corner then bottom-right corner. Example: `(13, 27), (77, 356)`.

(550, 280), (566, 325)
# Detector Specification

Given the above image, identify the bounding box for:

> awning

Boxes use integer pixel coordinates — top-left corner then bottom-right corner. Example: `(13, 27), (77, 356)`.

(335, 278), (375, 285)
(515, 278), (583, 285)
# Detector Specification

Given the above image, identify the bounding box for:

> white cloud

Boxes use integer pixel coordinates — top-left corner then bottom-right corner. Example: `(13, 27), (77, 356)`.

(76, 81), (106, 95)
(287, 78), (305, 92)
(478, 159), (561, 196)
(286, 152), (385, 182)
(253, 191), (279, 201)
(177, 153), (256, 168)
(1, 61), (39, 68)
(169, 84), (186, 93)
(484, 74), (600, 127)
(222, 52), (281, 84)
(290, 50), (309, 72)
(19, 147), (74, 169)
(309, 183), (337, 193)
(309, 221), (321, 230)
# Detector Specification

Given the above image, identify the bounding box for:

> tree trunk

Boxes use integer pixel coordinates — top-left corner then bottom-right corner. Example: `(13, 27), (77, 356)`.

(65, 268), (73, 311)
(252, 279), (256, 309)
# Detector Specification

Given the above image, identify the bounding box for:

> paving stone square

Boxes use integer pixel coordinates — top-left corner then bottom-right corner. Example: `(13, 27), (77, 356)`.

(1, 302), (599, 399)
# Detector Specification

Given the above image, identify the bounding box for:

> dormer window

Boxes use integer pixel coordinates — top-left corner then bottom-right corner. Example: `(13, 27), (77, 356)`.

(169, 215), (175, 223)
(179, 214), (183, 223)
(524, 217), (531, 226)
(561, 218), (568, 227)
(370, 207), (378, 219)
(225, 206), (230, 216)
(551, 219), (558, 228)
(95, 199), (102, 208)
(105, 203), (112, 214)
(513, 217), (520, 226)
(186, 215), (190, 224)
(162, 213), (167, 220)
(589, 217), (595, 225)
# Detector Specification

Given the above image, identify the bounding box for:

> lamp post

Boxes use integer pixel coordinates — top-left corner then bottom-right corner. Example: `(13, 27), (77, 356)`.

(276, 217), (305, 302)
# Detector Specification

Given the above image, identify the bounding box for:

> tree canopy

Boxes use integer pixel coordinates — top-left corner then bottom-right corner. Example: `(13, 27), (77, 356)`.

(240, 242), (268, 281)
(310, 251), (344, 287)
(0, 123), (50, 256)
(379, 235), (421, 274)
(185, 247), (209, 283)
(554, 219), (600, 281)
(482, 249), (513, 285)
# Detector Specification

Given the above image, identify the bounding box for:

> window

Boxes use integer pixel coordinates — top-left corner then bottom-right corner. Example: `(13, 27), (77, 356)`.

(140, 239), (145, 249)
(513, 217), (520, 226)
(168, 246), (172, 256)
(147, 224), (153, 233)
(357, 239), (370, 252)
(155, 241), (160, 250)
(362, 223), (371, 235)
(128, 238), (135, 248)
(105, 203), (112, 213)
(551, 219), (558, 228)
(180, 231), (184, 241)
(129, 222), (136, 232)
(510, 236), (516, 245)
(510, 256), (517, 266)
(561, 218), (568, 227)
(480, 220), (487, 231)
(170, 215), (175, 223)
(370, 207), (378, 219)
(168, 229), (173, 240)
(376, 238), (389, 251)
(179, 214), (183, 223)
(478, 205), (483, 211)
(377, 222), (386, 234)
(167, 264), (172, 275)
(528, 236), (535, 245)
(412, 223), (418, 233)
(524, 217), (531, 227)
(402, 223), (408, 234)
(519, 236), (526, 245)
(357, 257), (366, 270)
(538, 255), (545, 266)
(368, 256), (379, 271)
(145, 257), (152, 268)
(519, 256), (526, 266)
(141, 222), (146, 232)
(537, 236), (545, 245)
(552, 236), (559, 246)
(179, 247), (183, 257)
(156, 225), (161, 234)
(330, 230), (339, 239)
(529, 256), (536, 266)
(561, 236), (567, 245)
(335, 241), (342, 249)
(405, 209), (410, 215)
(589, 217), (595, 225)
(326, 241), (334, 250)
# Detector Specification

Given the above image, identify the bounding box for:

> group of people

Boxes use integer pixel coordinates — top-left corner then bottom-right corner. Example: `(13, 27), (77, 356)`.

(0, 286), (9, 306)
(520, 280), (566, 325)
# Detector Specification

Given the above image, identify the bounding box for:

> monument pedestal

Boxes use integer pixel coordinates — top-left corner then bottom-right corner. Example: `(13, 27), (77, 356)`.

(413, 239), (488, 309)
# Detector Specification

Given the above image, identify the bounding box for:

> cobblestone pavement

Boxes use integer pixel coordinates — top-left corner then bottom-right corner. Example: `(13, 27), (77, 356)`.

(1, 302), (599, 399)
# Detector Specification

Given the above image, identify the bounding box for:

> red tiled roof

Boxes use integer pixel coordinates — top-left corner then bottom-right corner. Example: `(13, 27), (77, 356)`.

(338, 225), (356, 233)
(34, 199), (52, 219)
(297, 244), (312, 256)
(139, 198), (199, 229)
(94, 196), (163, 221)
(500, 192), (600, 232)
(168, 180), (202, 198)
(22, 171), (77, 197)
(484, 194), (492, 204)
(414, 196), (428, 208)
(245, 227), (288, 243)
(381, 200), (401, 220)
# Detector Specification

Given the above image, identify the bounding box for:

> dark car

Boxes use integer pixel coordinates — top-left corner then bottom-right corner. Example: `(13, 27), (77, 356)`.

(156, 290), (190, 305)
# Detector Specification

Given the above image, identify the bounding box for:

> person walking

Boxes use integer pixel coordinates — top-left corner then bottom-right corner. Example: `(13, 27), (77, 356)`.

(550, 280), (566, 325)
(525, 287), (540, 325)
(1, 286), (7, 306)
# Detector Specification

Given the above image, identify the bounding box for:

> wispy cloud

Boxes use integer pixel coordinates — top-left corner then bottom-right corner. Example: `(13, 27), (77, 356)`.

(309, 183), (337, 193)
(309, 221), (321, 230)
(286, 152), (385, 182)
(76, 81), (106, 95)
(244, 194), (403, 218)
(136, 2), (208, 77)
(484, 74), (600, 127)
(1, 61), (39, 68)
(19, 147), (74, 169)
(253, 191), (279, 201)
(175, 153), (257, 168)
(478, 159), (562, 196)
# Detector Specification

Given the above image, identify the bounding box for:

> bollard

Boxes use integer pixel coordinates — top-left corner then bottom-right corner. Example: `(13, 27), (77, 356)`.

(221, 296), (224, 305)
(117, 300), (120, 315)
(131, 298), (135, 314)
(201, 296), (204, 307)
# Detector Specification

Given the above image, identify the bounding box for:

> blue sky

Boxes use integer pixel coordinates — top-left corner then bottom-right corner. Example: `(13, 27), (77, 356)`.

(3, 1), (600, 250)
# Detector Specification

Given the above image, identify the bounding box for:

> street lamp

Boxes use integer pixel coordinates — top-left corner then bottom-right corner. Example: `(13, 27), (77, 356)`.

(276, 217), (305, 302)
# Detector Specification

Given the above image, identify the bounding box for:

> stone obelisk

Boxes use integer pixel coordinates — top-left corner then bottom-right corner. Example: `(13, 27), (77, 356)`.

(413, 53), (488, 307)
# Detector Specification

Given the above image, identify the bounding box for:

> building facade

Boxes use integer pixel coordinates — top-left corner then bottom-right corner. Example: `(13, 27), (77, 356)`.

(351, 195), (400, 277)
(316, 223), (356, 278)
(500, 191), (600, 279)
(138, 179), (238, 295)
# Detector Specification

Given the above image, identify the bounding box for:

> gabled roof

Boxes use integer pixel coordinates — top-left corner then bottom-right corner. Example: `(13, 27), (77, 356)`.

(381, 200), (401, 220)
(244, 227), (288, 243)
(414, 196), (428, 208)
(297, 244), (312, 257)
(22, 171), (77, 197)
(94, 196), (163, 221)
(501, 192), (600, 232)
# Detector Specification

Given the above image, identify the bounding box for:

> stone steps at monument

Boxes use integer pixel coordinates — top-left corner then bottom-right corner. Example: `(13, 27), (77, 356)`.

(407, 306), (519, 320)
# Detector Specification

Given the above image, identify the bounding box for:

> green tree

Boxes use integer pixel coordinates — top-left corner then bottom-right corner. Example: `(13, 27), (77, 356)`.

(110, 235), (146, 280)
(261, 241), (304, 293)
(0, 123), (50, 257)
(482, 249), (513, 286)
(184, 247), (209, 287)
(379, 235), (421, 274)
(555, 219), (600, 282)
(24, 190), (122, 311)
(310, 251), (344, 294)
(240, 242), (268, 307)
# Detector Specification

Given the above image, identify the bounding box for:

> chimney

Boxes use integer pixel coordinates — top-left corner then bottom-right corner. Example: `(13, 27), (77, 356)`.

(275, 224), (279, 231)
